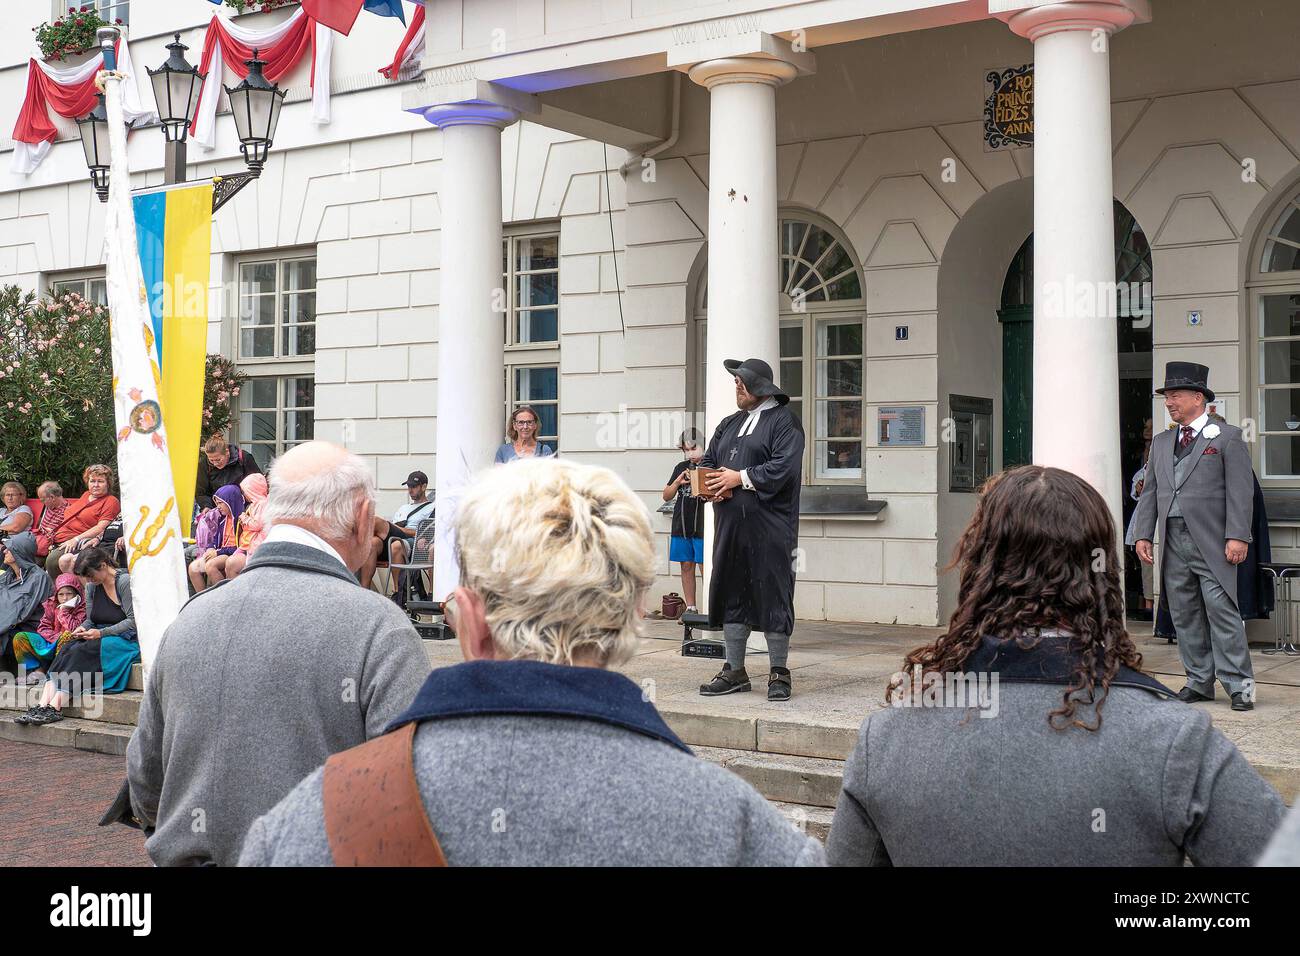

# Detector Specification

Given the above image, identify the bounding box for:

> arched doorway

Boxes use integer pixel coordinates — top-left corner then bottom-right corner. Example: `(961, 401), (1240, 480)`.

(997, 198), (1154, 611)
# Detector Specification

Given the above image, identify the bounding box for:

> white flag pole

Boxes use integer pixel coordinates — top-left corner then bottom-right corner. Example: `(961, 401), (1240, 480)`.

(97, 27), (189, 678)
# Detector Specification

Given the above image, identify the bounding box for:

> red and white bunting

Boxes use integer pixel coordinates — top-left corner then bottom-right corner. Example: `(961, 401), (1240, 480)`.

(10, 33), (154, 175)
(190, 7), (334, 150)
(379, 4), (425, 80)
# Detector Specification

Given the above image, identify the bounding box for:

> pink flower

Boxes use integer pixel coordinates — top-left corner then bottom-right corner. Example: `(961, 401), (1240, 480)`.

(93, 348), (101, 356)
(5, 402), (11, 409)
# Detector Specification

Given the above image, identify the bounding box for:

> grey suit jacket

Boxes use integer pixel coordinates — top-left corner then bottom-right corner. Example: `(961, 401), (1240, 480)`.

(1130, 421), (1253, 607)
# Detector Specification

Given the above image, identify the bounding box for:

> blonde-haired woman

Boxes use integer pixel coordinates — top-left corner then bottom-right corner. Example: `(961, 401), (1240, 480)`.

(494, 405), (555, 463)
(45, 465), (120, 584)
(240, 458), (824, 866)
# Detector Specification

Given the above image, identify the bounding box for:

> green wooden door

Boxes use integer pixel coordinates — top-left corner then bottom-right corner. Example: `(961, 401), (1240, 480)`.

(999, 304), (1034, 469)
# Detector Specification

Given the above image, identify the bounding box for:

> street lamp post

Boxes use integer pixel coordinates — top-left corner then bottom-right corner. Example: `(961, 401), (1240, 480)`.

(83, 27), (283, 209)
(146, 33), (204, 185)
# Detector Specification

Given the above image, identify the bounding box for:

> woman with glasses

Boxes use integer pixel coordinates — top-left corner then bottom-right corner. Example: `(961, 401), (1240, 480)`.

(495, 405), (555, 463)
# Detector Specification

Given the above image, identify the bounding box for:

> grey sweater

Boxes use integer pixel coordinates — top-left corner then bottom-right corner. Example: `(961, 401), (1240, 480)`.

(239, 714), (826, 867)
(826, 682), (1286, 866)
(126, 542), (431, 866)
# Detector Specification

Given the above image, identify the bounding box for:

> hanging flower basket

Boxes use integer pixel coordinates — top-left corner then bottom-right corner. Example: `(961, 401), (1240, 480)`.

(34, 6), (120, 61)
(223, 0), (300, 14)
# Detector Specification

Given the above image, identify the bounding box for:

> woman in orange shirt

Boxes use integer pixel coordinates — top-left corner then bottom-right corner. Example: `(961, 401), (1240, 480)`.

(46, 464), (120, 584)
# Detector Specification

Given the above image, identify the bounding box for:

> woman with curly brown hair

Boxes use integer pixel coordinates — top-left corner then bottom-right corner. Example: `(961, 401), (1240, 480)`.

(826, 465), (1284, 866)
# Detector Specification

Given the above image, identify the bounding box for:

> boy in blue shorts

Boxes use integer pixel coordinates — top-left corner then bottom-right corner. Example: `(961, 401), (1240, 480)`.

(662, 428), (706, 612)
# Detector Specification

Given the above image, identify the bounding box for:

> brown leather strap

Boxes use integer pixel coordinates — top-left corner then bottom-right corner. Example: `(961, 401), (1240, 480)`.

(323, 722), (447, 867)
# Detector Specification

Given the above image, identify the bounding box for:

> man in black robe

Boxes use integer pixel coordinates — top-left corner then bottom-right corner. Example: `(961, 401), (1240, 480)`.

(698, 358), (804, 701)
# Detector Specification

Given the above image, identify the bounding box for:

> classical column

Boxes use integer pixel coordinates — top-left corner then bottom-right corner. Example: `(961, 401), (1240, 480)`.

(422, 102), (518, 600)
(689, 57), (796, 439)
(1000, 0), (1148, 533)
(689, 57), (797, 639)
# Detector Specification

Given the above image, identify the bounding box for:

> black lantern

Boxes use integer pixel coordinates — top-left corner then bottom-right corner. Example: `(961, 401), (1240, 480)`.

(148, 33), (205, 143)
(224, 49), (285, 177)
(76, 93), (112, 202)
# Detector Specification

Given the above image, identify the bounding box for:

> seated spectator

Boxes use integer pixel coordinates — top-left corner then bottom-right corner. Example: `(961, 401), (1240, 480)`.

(387, 471), (434, 568)
(239, 457), (824, 867)
(128, 441), (430, 867)
(0, 481), (34, 536)
(494, 405), (555, 463)
(33, 481), (68, 560)
(825, 465), (1286, 867)
(223, 473), (269, 580)
(195, 434), (261, 515)
(45, 464), (120, 583)
(11, 572), (85, 685)
(0, 533), (53, 678)
(188, 484), (245, 593)
(14, 547), (137, 726)
(359, 472), (433, 595)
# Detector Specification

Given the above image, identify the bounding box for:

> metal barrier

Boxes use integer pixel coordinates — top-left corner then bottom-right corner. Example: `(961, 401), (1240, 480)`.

(1258, 563), (1300, 656)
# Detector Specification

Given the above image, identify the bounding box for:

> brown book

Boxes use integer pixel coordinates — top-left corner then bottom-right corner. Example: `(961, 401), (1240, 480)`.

(689, 467), (733, 500)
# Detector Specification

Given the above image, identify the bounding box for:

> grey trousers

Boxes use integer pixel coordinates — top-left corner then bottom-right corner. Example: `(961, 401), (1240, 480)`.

(1163, 517), (1255, 697)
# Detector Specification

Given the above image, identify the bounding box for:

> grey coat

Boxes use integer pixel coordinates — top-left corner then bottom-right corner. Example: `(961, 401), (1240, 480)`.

(85, 569), (134, 637)
(1130, 421), (1254, 606)
(827, 682), (1285, 866)
(239, 711), (825, 867)
(126, 542), (431, 867)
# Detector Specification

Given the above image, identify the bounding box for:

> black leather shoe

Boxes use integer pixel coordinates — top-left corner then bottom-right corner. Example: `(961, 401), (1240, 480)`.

(1230, 692), (1254, 712)
(768, 667), (792, 701)
(1176, 686), (1213, 703)
(699, 664), (750, 696)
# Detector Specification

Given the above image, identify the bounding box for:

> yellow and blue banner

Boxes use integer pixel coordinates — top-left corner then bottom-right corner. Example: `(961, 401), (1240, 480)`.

(132, 181), (213, 538)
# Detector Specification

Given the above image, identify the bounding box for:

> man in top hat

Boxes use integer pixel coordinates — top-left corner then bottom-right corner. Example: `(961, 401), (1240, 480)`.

(1131, 362), (1256, 711)
(697, 358), (805, 701)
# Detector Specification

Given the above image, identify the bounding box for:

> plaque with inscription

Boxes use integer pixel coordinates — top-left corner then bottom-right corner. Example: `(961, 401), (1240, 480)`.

(878, 406), (926, 447)
(984, 64), (1034, 151)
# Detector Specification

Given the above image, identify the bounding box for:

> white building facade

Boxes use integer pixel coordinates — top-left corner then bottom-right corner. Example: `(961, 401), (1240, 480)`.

(4, 0), (1300, 627)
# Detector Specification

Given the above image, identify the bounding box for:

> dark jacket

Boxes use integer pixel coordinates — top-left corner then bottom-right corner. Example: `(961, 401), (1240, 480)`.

(194, 444), (262, 512)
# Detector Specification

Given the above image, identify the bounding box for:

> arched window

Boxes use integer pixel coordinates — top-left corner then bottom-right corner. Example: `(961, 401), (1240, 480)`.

(1250, 186), (1300, 479)
(691, 213), (865, 483)
(1261, 191), (1300, 274)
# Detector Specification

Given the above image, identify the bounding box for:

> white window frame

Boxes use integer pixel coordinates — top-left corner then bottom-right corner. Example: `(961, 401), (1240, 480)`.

(229, 249), (316, 469)
(503, 225), (560, 350)
(505, 363), (560, 453)
(236, 374), (316, 473)
(48, 270), (108, 306)
(52, 2), (128, 24)
(235, 251), (317, 366)
(1249, 184), (1300, 484)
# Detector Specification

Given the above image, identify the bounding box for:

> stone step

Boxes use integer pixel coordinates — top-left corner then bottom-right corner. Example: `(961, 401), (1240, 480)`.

(1, 684), (143, 725)
(0, 714), (133, 756)
(695, 745), (846, 809)
(770, 801), (836, 843)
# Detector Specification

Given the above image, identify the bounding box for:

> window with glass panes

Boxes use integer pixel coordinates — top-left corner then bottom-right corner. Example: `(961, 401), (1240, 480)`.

(97, 1), (129, 24)
(503, 233), (559, 345)
(238, 376), (315, 472)
(50, 274), (108, 306)
(692, 216), (865, 483)
(508, 365), (559, 453)
(238, 256), (316, 360)
(1255, 190), (1300, 479)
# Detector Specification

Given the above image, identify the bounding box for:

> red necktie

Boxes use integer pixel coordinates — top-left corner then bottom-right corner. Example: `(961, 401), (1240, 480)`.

(1179, 426), (1194, 449)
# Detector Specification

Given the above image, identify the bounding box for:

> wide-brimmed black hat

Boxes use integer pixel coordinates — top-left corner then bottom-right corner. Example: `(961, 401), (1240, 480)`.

(723, 358), (789, 406)
(1155, 361), (1214, 403)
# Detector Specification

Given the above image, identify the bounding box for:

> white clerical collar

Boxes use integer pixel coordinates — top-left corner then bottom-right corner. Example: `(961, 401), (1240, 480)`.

(738, 397), (778, 436)
(264, 523), (349, 570)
